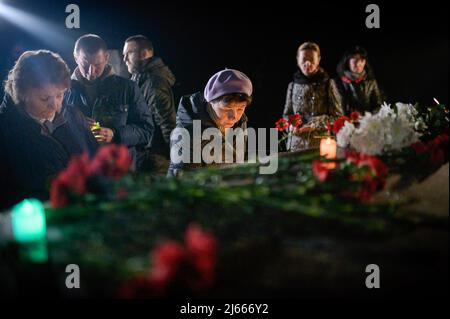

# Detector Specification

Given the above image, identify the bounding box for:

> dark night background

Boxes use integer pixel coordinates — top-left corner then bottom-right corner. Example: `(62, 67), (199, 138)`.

(0, 0), (448, 129)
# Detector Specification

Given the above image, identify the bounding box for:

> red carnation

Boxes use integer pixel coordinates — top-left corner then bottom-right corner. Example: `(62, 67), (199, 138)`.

(64, 154), (91, 193)
(343, 150), (388, 202)
(350, 111), (360, 121)
(435, 133), (449, 146)
(50, 177), (70, 208)
(288, 114), (302, 128)
(333, 116), (350, 134)
(275, 118), (289, 132)
(89, 144), (132, 179)
(50, 153), (91, 208)
(150, 241), (186, 288)
(361, 156), (389, 180)
(358, 178), (379, 202)
(312, 160), (330, 182)
(185, 223), (217, 288)
(119, 224), (218, 297)
(344, 149), (363, 165)
(346, 150), (388, 180)
(411, 141), (429, 155)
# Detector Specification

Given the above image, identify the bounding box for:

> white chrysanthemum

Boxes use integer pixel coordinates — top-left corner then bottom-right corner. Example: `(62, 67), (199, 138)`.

(385, 118), (417, 151)
(395, 102), (417, 122)
(414, 118), (428, 131)
(342, 101), (422, 155)
(351, 115), (386, 155)
(336, 121), (355, 148)
(378, 102), (394, 118)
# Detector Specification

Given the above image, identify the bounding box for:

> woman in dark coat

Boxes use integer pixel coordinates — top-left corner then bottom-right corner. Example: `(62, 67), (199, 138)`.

(0, 50), (98, 209)
(335, 46), (384, 115)
(168, 69), (252, 177)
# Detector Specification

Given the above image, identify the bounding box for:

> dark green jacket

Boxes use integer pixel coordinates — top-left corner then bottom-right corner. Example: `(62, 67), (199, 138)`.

(131, 57), (176, 155)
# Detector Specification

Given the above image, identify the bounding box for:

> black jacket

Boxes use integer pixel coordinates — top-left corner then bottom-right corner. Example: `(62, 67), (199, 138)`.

(131, 57), (176, 156)
(64, 66), (155, 169)
(168, 92), (248, 177)
(0, 95), (98, 209)
(335, 58), (384, 115)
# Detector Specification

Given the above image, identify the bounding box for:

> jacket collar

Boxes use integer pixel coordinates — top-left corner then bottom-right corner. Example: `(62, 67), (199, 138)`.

(13, 103), (67, 134)
(341, 70), (367, 84)
(71, 64), (115, 84)
(293, 67), (329, 85)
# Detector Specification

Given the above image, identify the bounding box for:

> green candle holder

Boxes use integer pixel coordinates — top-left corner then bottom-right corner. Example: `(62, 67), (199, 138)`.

(11, 199), (47, 243)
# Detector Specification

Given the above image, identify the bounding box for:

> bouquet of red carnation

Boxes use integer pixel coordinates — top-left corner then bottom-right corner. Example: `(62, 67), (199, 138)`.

(312, 149), (388, 202)
(275, 114), (303, 151)
(118, 223), (217, 298)
(50, 144), (132, 208)
(411, 132), (449, 167)
(327, 111), (360, 136)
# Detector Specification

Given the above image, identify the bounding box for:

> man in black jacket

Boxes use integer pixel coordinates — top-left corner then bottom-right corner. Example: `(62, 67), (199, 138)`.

(65, 34), (155, 170)
(123, 35), (177, 172)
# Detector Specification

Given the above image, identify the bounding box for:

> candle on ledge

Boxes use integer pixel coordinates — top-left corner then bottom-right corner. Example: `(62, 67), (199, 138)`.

(320, 137), (337, 169)
(11, 198), (47, 243)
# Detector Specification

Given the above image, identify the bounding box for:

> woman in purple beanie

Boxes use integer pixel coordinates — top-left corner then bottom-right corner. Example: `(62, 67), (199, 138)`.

(168, 69), (253, 177)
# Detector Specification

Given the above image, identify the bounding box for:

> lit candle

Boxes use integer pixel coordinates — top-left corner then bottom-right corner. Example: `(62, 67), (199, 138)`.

(11, 199), (47, 243)
(320, 137), (337, 169)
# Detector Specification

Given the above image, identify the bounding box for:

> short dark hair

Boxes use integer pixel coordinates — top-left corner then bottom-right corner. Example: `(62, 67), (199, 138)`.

(347, 46), (368, 60)
(74, 34), (108, 55)
(125, 35), (154, 52)
(211, 93), (252, 106)
(337, 46), (374, 76)
(4, 50), (71, 104)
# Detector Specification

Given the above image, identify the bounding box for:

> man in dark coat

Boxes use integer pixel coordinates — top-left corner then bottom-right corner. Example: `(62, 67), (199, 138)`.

(64, 34), (155, 170)
(168, 69), (252, 177)
(123, 35), (177, 172)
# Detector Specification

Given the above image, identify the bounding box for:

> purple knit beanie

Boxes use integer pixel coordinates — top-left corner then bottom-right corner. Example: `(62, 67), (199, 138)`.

(204, 69), (253, 102)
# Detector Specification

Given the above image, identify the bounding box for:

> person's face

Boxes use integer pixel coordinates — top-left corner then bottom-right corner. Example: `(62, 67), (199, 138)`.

(23, 84), (66, 120)
(123, 41), (143, 74)
(297, 49), (321, 76)
(74, 49), (109, 81)
(349, 55), (366, 74)
(211, 100), (248, 128)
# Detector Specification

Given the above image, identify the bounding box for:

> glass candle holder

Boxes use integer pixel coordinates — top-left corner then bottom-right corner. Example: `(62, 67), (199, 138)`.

(11, 199), (46, 243)
(320, 137), (337, 169)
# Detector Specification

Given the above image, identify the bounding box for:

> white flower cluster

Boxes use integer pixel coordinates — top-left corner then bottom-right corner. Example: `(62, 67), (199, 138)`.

(337, 102), (424, 155)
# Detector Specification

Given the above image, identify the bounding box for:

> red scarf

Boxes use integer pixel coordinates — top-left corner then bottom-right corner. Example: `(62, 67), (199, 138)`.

(341, 74), (365, 84)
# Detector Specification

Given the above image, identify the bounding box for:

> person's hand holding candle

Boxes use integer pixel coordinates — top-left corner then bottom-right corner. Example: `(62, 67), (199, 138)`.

(92, 126), (114, 143)
(86, 117), (114, 143)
